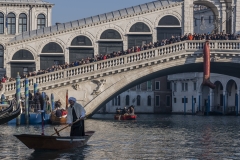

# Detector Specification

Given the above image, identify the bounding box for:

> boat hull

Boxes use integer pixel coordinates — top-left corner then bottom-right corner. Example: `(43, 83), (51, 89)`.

(50, 113), (67, 125)
(8, 113), (50, 125)
(114, 114), (137, 120)
(14, 131), (95, 150)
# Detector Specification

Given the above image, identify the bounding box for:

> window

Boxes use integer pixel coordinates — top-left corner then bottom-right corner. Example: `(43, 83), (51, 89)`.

(193, 82), (197, 91)
(195, 18), (197, 26)
(174, 83), (177, 92)
(137, 95), (141, 106)
(112, 99), (114, 106)
(7, 13), (16, 34)
(155, 81), (160, 90)
(37, 14), (45, 29)
(167, 82), (171, 90)
(166, 96), (171, 106)
(209, 16), (211, 23)
(126, 95), (129, 106)
(185, 83), (188, 91)
(19, 13), (27, 33)
(117, 95), (120, 106)
(182, 83), (188, 91)
(174, 98), (177, 103)
(147, 81), (152, 91)
(147, 96), (151, 106)
(114, 97), (117, 106)
(136, 84), (141, 91)
(0, 13), (4, 34)
(155, 95), (160, 106)
(0, 45), (3, 68)
(182, 98), (188, 103)
(201, 16), (204, 24)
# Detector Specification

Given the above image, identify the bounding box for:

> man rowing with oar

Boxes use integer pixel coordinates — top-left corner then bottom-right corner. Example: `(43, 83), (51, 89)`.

(67, 97), (86, 136)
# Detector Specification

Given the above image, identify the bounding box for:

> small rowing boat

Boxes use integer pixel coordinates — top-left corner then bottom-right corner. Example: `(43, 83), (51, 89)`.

(14, 131), (95, 150)
(114, 114), (137, 120)
(50, 112), (67, 125)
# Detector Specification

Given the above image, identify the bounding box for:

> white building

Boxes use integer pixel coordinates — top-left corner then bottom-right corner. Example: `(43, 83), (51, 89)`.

(0, 0), (53, 77)
(168, 73), (240, 114)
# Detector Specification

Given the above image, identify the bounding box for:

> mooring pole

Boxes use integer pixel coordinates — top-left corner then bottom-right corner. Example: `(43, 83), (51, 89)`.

(25, 77), (29, 125)
(16, 72), (21, 125)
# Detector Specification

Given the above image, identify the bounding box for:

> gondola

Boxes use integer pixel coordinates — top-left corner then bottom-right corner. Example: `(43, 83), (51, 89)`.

(14, 131), (95, 150)
(0, 101), (21, 125)
(50, 112), (67, 125)
(0, 101), (13, 116)
(114, 114), (137, 120)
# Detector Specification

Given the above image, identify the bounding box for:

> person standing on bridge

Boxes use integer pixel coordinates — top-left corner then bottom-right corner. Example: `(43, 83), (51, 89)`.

(67, 97), (86, 136)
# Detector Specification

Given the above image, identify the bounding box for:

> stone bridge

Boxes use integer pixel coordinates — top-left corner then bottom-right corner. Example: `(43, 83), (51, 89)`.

(3, 40), (240, 116)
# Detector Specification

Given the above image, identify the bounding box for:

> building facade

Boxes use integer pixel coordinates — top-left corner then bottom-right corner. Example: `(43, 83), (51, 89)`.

(105, 76), (172, 114)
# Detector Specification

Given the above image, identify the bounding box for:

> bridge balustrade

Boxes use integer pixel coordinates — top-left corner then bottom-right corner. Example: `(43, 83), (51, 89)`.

(3, 40), (240, 97)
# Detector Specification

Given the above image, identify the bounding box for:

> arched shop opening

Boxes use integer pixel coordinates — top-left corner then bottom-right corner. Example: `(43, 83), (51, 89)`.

(213, 81), (224, 109)
(11, 49), (35, 77)
(40, 42), (64, 70)
(226, 80), (238, 109)
(69, 35), (94, 63)
(99, 29), (123, 55)
(127, 22), (152, 48)
(157, 15), (181, 41)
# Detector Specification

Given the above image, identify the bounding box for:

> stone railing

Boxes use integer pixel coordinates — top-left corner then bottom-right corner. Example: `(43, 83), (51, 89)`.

(3, 40), (240, 97)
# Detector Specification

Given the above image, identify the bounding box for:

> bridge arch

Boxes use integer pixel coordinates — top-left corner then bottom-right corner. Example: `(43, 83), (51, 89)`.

(11, 49), (35, 77)
(69, 35), (94, 63)
(98, 29), (123, 55)
(127, 22), (152, 48)
(40, 42), (65, 70)
(155, 14), (182, 41)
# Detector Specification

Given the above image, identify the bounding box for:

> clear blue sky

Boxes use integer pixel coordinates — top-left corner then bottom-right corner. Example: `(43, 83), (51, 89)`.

(46, 0), (154, 25)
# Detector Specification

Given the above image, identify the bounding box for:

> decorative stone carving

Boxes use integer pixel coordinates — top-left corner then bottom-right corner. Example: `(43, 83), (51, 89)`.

(73, 83), (80, 90)
(91, 79), (106, 95)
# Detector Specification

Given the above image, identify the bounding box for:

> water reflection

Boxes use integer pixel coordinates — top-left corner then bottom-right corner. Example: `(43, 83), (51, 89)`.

(1, 114), (240, 159)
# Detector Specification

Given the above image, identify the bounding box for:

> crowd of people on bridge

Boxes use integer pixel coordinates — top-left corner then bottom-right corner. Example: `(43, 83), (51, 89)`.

(3, 32), (240, 82)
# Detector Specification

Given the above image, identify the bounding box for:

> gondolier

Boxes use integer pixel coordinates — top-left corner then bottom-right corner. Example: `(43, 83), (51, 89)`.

(67, 97), (86, 136)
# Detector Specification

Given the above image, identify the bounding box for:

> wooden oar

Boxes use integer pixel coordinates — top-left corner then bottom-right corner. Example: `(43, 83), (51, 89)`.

(51, 117), (84, 136)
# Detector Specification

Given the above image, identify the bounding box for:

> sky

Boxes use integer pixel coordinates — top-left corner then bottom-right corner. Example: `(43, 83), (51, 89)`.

(46, 0), (155, 25)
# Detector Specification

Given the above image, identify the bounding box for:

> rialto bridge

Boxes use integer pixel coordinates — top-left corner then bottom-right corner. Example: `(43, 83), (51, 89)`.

(2, 40), (240, 116)
(0, 0), (240, 115)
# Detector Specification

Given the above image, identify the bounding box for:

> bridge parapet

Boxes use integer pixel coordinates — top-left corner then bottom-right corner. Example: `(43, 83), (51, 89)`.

(3, 40), (240, 98)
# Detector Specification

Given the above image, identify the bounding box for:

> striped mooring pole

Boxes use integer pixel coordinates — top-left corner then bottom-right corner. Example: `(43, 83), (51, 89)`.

(25, 77), (29, 124)
(34, 83), (38, 96)
(16, 72), (21, 125)
(51, 93), (54, 111)
(1, 94), (5, 104)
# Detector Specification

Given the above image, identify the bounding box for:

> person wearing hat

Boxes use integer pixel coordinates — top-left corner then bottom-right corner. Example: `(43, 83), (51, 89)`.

(67, 97), (86, 136)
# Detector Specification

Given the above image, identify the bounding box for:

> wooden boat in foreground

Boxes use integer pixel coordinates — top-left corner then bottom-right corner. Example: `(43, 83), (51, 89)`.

(114, 114), (137, 120)
(50, 112), (67, 125)
(14, 131), (95, 150)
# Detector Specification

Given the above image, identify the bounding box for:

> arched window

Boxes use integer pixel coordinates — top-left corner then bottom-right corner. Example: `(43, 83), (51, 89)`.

(71, 36), (92, 46)
(0, 13), (4, 34)
(37, 14), (45, 29)
(42, 42), (63, 53)
(12, 49), (34, 60)
(7, 13), (16, 34)
(117, 95), (121, 106)
(137, 95), (141, 106)
(129, 22), (150, 32)
(0, 45), (4, 68)
(158, 15), (180, 26)
(126, 95), (130, 106)
(100, 29), (121, 39)
(112, 99), (114, 106)
(147, 96), (151, 106)
(19, 13), (27, 33)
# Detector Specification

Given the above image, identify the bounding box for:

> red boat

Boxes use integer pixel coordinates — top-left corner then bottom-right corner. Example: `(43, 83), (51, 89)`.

(114, 114), (137, 120)
(14, 131), (95, 150)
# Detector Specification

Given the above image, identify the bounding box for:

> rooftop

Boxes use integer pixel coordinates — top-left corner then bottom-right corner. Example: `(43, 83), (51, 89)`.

(10, 0), (183, 43)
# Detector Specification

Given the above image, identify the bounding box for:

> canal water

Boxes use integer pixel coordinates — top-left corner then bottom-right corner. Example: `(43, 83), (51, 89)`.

(1, 114), (240, 160)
